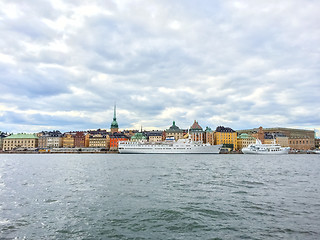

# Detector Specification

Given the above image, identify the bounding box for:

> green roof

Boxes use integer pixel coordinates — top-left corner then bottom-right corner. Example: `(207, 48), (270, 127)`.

(205, 126), (213, 132)
(131, 132), (147, 140)
(237, 133), (255, 139)
(166, 121), (182, 133)
(5, 133), (38, 139)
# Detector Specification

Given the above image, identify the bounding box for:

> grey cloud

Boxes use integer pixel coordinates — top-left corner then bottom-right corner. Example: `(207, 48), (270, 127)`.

(0, 0), (319, 133)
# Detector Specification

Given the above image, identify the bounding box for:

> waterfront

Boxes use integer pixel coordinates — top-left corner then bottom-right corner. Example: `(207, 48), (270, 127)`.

(0, 154), (319, 239)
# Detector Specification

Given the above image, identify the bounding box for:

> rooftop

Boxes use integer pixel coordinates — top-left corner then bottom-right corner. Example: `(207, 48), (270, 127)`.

(5, 133), (38, 139)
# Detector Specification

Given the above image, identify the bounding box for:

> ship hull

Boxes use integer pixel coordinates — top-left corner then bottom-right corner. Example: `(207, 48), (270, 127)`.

(119, 144), (222, 154)
(242, 147), (290, 155)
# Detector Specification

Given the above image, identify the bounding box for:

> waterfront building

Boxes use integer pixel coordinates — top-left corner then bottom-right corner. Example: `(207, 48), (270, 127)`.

(88, 134), (109, 148)
(109, 132), (129, 151)
(0, 132), (9, 151)
(62, 132), (75, 148)
(165, 121), (184, 140)
(74, 131), (87, 148)
(146, 131), (163, 143)
(214, 126), (237, 150)
(189, 120), (204, 142)
(110, 104), (119, 134)
(38, 131), (63, 148)
(2, 133), (39, 151)
(237, 133), (256, 150)
(204, 127), (214, 145)
(238, 127), (315, 150)
(264, 132), (289, 147)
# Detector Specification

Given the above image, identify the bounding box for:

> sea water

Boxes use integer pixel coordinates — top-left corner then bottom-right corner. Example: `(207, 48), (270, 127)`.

(0, 154), (319, 239)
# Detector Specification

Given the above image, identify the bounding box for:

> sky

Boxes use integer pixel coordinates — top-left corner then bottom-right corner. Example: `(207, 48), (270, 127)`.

(0, 0), (319, 136)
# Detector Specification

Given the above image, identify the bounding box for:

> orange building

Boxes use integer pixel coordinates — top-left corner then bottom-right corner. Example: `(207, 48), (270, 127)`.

(109, 132), (129, 151)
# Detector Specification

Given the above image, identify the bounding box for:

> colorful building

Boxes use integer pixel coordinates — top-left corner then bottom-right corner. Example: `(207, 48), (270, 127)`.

(204, 127), (214, 145)
(74, 131), (87, 148)
(189, 120), (204, 142)
(146, 131), (163, 143)
(88, 134), (109, 148)
(2, 133), (39, 151)
(238, 127), (315, 150)
(165, 121), (184, 140)
(109, 132), (129, 151)
(62, 132), (75, 148)
(214, 126), (237, 150)
(237, 133), (256, 150)
(38, 131), (63, 149)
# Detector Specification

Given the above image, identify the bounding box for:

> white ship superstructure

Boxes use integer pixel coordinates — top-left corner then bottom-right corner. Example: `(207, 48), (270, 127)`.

(118, 137), (221, 154)
(242, 139), (290, 154)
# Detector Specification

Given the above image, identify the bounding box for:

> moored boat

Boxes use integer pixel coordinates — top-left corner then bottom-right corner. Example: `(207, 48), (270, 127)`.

(118, 137), (222, 154)
(242, 139), (290, 154)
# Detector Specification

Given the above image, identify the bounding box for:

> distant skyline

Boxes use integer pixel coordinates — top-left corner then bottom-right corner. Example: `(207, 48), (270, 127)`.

(0, 0), (319, 137)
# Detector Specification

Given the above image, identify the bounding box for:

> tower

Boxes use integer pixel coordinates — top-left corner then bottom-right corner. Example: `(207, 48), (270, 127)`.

(110, 104), (119, 134)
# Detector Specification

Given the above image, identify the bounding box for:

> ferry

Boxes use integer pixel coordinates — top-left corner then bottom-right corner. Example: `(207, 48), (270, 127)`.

(118, 137), (222, 154)
(242, 139), (290, 154)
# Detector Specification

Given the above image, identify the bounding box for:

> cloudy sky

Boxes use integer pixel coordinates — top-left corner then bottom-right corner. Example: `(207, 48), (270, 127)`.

(0, 0), (319, 136)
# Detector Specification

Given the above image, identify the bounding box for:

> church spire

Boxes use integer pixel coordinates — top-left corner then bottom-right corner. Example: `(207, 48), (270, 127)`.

(110, 103), (118, 134)
(113, 103), (116, 121)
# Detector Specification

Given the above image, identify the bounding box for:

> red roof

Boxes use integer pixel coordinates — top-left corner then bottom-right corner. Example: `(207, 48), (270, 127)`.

(190, 120), (202, 130)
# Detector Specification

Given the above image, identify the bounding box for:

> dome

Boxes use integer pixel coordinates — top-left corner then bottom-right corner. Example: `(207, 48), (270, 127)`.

(131, 132), (147, 140)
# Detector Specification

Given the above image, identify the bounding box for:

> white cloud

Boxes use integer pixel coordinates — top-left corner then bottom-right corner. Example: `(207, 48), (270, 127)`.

(0, 0), (319, 134)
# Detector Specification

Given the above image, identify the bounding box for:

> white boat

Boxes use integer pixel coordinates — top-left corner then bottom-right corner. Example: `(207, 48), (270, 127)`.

(242, 139), (290, 154)
(313, 149), (320, 154)
(118, 137), (222, 154)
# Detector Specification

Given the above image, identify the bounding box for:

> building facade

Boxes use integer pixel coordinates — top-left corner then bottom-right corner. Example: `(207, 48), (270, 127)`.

(237, 133), (256, 150)
(204, 127), (214, 145)
(2, 133), (39, 151)
(214, 126), (237, 150)
(238, 127), (315, 150)
(38, 131), (63, 148)
(0, 132), (9, 151)
(165, 121), (184, 140)
(189, 120), (204, 142)
(146, 131), (163, 143)
(62, 132), (75, 148)
(74, 131), (87, 148)
(109, 132), (129, 151)
(88, 134), (109, 148)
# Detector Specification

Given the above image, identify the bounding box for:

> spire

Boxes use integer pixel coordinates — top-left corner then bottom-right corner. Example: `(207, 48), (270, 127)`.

(113, 103), (117, 121)
(110, 103), (119, 133)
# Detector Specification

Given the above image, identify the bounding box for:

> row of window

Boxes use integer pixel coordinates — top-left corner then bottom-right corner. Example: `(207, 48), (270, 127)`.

(289, 140), (309, 144)
(4, 140), (35, 144)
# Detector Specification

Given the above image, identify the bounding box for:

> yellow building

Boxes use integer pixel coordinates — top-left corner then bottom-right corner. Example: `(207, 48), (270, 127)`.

(214, 126), (237, 150)
(62, 133), (75, 148)
(237, 133), (256, 150)
(2, 133), (39, 151)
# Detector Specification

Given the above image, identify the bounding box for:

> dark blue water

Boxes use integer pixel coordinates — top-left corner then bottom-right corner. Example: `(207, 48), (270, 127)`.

(0, 154), (319, 239)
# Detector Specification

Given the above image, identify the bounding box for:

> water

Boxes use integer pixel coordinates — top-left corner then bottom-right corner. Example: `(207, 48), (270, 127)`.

(0, 154), (319, 239)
